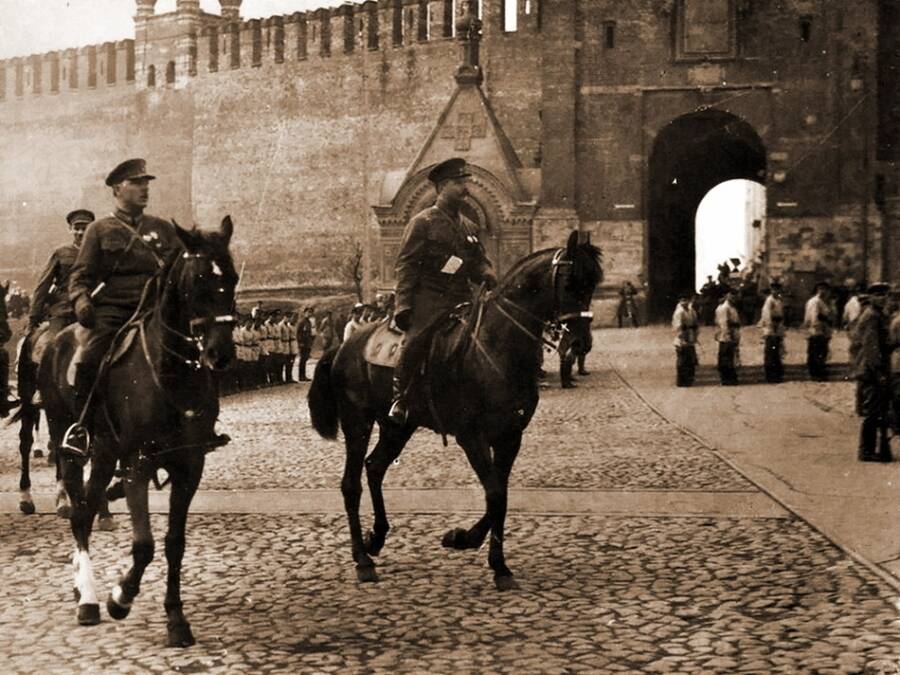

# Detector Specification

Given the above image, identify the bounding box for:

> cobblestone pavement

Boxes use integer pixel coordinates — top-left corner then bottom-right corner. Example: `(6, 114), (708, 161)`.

(2, 354), (751, 494)
(4, 330), (900, 672)
(4, 512), (900, 674)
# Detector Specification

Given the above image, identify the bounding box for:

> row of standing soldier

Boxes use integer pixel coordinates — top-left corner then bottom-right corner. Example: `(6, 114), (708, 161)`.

(673, 280), (899, 462)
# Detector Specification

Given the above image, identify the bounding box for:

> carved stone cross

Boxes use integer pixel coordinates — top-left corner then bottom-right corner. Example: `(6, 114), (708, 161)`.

(441, 111), (487, 151)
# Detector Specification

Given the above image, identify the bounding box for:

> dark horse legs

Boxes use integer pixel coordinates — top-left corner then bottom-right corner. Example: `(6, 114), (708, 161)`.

(444, 428), (522, 591)
(106, 455), (204, 647)
(164, 457), (204, 647)
(339, 417), (375, 582)
(362, 422), (416, 558)
(62, 442), (117, 626)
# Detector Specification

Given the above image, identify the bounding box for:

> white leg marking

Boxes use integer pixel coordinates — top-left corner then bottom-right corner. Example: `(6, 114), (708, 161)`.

(73, 550), (98, 605)
(111, 584), (132, 609)
(19, 488), (32, 503)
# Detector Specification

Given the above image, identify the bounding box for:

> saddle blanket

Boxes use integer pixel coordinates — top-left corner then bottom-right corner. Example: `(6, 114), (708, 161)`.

(363, 321), (406, 369)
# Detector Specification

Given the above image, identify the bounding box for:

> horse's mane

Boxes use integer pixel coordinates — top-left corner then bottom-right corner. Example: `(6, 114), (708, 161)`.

(498, 242), (603, 292)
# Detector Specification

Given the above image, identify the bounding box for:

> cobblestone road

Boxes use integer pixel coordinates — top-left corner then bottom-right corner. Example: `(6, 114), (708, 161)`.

(2, 334), (900, 673)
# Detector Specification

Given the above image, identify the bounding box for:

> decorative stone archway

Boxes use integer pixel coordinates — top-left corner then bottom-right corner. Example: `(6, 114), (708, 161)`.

(647, 109), (767, 320)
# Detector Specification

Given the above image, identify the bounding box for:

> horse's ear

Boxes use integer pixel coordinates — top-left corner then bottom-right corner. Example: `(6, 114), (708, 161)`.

(219, 215), (234, 245)
(566, 229), (579, 256)
(172, 219), (199, 250)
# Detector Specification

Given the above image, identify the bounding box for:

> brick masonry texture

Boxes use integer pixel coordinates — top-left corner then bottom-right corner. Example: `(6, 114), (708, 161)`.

(0, 0), (896, 300)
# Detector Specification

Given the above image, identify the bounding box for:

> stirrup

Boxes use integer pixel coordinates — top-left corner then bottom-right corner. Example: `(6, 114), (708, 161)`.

(387, 399), (408, 425)
(61, 423), (91, 459)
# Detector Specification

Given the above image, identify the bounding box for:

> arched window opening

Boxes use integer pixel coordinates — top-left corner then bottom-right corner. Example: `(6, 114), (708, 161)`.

(147, 64), (156, 87)
(165, 60), (175, 84)
(694, 179), (766, 292)
(504, 0), (517, 31)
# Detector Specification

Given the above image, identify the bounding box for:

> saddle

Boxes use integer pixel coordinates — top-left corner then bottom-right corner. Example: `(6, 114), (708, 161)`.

(363, 321), (406, 368)
(362, 303), (476, 370)
(65, 324), (140, 387)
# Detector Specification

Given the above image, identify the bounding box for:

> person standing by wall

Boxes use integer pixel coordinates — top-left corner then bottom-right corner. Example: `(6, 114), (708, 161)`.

(758, 281), (786, 384)
(672, 290), (700, 387)
(297, 307), (314, 382)
(850, 283), (892, 462)
(715, 288), (741, 386)
(804, 282), (835, 381)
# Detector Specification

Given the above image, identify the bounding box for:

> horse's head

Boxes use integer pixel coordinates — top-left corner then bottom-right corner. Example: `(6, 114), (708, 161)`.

(554, 230), (604, 316)
(169, 216), (238, 372)
(498, 230), (603, 322)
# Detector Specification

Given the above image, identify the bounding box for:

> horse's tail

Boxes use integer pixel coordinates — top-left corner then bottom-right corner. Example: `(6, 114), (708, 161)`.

(308, 348), (340, 440)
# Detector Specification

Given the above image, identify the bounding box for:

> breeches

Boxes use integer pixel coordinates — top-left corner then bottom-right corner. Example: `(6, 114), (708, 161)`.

(80, 306), (134, 373)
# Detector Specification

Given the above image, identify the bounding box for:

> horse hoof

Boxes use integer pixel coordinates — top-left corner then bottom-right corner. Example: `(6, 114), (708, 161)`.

(57, 504), (72, 520)
(19, 501), (35, 515)
(106, 595), (131, 621)
(441, 528), (469, 550)
(363, 532), (383, 556)
(166, 623), (196, 648)
(356, 565), (379, 584)
(33, 449), (43, 459)
(77, 604), (101, 626)
(495, 575), (519, 592)
(97, 516), (117, 532)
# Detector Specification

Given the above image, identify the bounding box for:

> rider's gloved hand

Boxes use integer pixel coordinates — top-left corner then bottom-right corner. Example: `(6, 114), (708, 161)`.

(74, 295), (96, 329)
(393, 309), (412, 332)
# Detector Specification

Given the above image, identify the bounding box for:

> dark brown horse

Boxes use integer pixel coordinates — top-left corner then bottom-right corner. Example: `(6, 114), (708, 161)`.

(38, 216), (238, 647)
(308, 231), (602, 590)
(15, 322), (114, 529)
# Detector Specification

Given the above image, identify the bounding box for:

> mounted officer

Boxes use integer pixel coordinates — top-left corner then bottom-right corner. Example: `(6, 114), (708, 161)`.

(29, 209), (95, 336)
(62, 159), (184, 456)
(388, 157), (497, 424)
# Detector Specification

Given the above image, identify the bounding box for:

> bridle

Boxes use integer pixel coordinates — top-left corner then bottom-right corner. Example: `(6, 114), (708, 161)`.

(490, 247), (591, 351)
(151, 250), (236, 372)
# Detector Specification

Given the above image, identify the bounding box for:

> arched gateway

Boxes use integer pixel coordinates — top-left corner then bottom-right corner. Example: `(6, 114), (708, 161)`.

(647, 110), (767, 320)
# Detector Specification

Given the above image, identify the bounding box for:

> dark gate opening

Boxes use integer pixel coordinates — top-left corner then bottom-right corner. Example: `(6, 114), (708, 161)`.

(647, 109), (766, 321)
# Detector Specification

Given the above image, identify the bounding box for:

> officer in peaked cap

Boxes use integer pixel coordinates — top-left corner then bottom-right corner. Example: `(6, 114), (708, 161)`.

(62, 158), (184, 456)
(388, 157), (497, 424)
(29, 209), (96, 335)
(850, 281), (893, 461)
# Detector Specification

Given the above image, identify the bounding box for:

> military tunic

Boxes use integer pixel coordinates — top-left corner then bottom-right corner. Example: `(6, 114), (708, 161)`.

(759, 293), (786, 383)
(30, 243), (80, 330)
(672, 302), (699, 387)
(851, 304), (891, 458)
(68, 209), (183, 369)
(394, 205), (495, 332)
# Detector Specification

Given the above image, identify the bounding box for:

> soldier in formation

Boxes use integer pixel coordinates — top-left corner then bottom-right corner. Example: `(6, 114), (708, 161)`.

(758, 280), (786, 384)
(715, 288), (741, 386)
(671, 290), (699, 387)
(804, 281), (834, 381)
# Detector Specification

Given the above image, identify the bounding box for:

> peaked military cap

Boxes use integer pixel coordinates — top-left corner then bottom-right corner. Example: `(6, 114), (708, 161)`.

(769, 279), (783, 290)
(814, 281), (830, 291)
(105, 158), (156, 187)
(66, 209), (95, 227)
(427, 157), (471, 185)
(867, 281), (890, 295)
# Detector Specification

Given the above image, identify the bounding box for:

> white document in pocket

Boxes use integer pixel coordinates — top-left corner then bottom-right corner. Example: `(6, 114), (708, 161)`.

(440, 255), (463, 274)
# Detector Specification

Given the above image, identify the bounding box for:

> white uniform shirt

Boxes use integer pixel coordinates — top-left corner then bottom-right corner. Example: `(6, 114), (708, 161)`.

(804, 294), (834, 338)
(759, 294), (786, 337)
(715, 300), (741, 344)
(671, 302), (699, 347)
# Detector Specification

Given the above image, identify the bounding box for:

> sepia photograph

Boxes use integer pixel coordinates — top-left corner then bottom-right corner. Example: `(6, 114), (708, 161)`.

(0, 0), (899, 671)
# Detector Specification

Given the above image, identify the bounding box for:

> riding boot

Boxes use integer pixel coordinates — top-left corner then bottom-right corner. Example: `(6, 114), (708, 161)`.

(560, 358), (577, 389)
(387, 374), (408, 425)
(577, 354), (589, 376)
(858, 417), (879, 461)
(61, 364), (94, 458)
